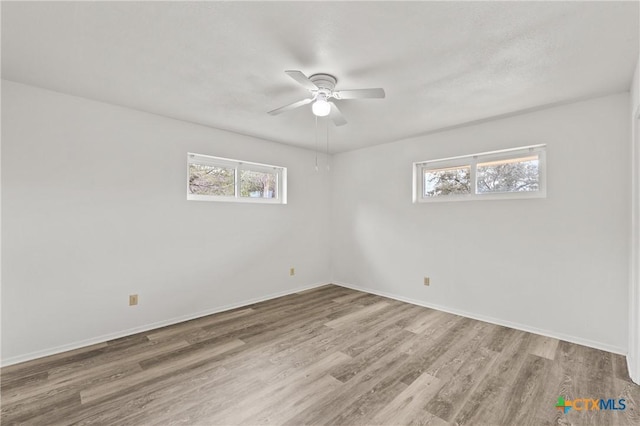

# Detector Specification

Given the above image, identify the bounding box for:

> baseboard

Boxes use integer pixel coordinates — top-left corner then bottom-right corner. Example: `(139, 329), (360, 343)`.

(0, 281), (330, 368)
(628, 355), (640, 385)
(333, 281), (627, 356)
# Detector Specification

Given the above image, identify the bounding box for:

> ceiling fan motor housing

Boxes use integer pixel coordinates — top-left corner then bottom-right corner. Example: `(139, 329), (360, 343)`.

(309, 74), (337, 93)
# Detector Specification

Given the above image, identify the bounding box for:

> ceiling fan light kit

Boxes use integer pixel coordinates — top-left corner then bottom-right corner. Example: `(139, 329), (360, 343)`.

(268, 70), (386, 126)
(312, 95), (331, 117)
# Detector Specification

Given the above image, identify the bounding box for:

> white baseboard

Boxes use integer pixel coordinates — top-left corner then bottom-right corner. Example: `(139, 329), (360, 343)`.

(333, 281), (627, 356)
(628, 355), (640, 385)
(0, 282), (330, 368)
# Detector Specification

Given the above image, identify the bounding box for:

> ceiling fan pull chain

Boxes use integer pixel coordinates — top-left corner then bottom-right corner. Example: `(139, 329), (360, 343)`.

(326, 118), (330, 171)
(315, 115), (319, 172)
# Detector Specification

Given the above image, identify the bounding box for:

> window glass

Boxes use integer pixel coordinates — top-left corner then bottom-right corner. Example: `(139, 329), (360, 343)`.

(188, 163), (235, 197)
(423, 166), (471, 197)
(240, 170), (278, 199)
(476, 155), (539, 194)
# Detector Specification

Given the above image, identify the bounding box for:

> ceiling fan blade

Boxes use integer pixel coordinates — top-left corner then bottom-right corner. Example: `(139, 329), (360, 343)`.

(268, 97), (313, 115)
(285, 70), (318, 91)
(334, 88), (386, 100)
(329, 102), (347, 126)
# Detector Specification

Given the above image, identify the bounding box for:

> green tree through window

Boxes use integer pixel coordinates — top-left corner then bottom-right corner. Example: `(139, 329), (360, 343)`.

(424, 166), (471, 197)
(188, 164), (235, 196)
(476, 156), (539, 194)
(240, 170), (277, 198)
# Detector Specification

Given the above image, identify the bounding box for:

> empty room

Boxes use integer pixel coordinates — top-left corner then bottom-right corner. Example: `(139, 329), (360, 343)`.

(2, 1), (640, 425)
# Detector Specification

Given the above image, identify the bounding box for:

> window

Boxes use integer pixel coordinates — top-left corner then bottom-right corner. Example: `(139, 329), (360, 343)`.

(188, 153), (286, 204)
(413, 145), (546, 202)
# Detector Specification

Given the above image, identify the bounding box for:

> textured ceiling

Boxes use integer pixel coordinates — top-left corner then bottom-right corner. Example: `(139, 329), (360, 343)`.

(2, 1), (639, 153)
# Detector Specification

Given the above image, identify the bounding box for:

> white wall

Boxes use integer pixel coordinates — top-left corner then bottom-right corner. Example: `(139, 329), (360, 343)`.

(1, 80), (634, 365)
(630, 57), (640, 383)
(1, 81), (331, 364)
(330, 93), (631, 354)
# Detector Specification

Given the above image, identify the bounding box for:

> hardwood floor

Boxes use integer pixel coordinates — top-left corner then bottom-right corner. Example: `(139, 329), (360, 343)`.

(1, 284), (639, 425)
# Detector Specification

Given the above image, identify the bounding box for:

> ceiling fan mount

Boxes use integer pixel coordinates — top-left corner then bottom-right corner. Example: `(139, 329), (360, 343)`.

(268, 70), (385, 126)
(308, 73), (337, 92)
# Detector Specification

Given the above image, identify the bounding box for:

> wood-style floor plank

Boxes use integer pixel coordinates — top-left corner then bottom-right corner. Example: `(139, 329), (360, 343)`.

(2, 284), (639, 425)
(370, 372), (442, 425)
(528, 334), (560, 360)
(452, 331), (533, 425)
(323, 301), (389, 329)
(423, 345), (498, 421)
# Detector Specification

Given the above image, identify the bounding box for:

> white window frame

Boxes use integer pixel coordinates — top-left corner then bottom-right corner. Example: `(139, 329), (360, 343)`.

(187, 153), (287, 204)
(413, 144), (546, 203)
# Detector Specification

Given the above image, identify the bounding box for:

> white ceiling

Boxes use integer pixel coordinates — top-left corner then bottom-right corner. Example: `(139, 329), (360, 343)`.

(2, 1), (638, 153)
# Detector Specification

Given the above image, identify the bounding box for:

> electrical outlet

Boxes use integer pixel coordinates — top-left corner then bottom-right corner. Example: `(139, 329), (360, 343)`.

(129, 294), (138, 306)
(424, 277), (430, 286)
(290, 267), (295, 276)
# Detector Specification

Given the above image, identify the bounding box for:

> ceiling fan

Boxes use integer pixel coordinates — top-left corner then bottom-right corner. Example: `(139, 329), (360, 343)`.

(268, 70), (385, 126)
